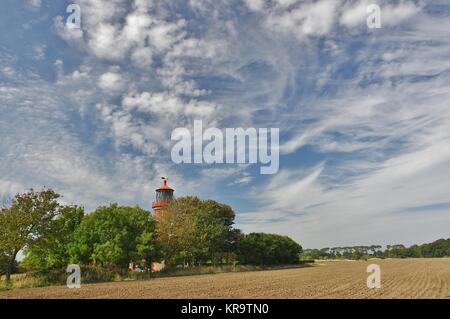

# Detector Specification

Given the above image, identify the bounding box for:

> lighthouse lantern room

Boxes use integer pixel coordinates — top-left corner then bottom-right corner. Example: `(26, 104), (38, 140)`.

(152, 177), (174, 216)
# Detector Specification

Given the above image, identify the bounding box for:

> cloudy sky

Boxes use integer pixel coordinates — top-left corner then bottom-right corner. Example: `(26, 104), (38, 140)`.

(1, 0), (449, 248)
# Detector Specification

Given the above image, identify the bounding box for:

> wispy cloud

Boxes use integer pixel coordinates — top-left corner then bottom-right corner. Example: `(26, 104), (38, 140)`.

(0, 0), (449, 247)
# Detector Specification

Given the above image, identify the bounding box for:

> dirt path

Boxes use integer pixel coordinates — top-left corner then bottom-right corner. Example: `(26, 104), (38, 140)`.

(1, 258), (449, 299)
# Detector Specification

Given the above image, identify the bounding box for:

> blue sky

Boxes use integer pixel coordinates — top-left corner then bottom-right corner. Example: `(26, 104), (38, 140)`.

(1, 0), (450, 248)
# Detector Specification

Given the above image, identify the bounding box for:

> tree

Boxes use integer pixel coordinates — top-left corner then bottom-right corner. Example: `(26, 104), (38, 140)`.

(69, 204), (160, 269)
(237, 233), (302, 266)
(0, 253), (12, 277)
(0, 189), (63, 280)
(418, 238), (450, 257)
(157, 197), (239, 266)
(156, 197), (197, 266)
(194, 199), (238, 265)
(386, 244), (407, 258)
(22, 205), (84, 270)
(351, 250), (363, 260)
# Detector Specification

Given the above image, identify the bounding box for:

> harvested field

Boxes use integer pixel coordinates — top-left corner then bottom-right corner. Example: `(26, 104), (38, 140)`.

(1, 258), (449, 299)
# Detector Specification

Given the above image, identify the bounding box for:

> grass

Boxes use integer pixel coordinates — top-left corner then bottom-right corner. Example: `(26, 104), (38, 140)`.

(134, 264), (309, 279)
(0, 273), (46, 291)
(0, 263), (311, 291)
(0, 266), (119, 291)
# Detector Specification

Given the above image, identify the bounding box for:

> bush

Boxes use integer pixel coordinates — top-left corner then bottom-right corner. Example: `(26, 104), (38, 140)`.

(237, 233), (302, 266)
(299, 257), (315, 264)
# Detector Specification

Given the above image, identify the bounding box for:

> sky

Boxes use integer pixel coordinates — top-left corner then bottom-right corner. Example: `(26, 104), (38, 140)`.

(1, 0), (449, 249)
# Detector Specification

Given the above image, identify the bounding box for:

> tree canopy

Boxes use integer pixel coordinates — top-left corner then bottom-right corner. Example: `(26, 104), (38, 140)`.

(22, 205), (84, 270)
(156, 196), (240, 266)
(237, 233), (303, 266)
(68, 204), (160, 269)
(0, 189), (67, 280)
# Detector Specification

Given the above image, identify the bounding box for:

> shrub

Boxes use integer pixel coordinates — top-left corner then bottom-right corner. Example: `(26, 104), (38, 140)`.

(237, 233), (302, 266)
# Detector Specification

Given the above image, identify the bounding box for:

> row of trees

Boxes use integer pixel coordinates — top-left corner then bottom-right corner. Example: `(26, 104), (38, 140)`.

(383, 241), (450, 258)
(157, 197), (303, 266)
(301, 246), (383, 260)
(0, 189), (303, 280)
(301, 240), (450, 260)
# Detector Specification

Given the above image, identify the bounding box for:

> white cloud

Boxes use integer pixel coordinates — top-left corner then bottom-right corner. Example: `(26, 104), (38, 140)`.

(32, 44), (46, 60)
(340, 0), (372, 28)
(53, 16), (84, 43)
(131, 46), (153, 67)
(98, 71), (123, 92)
(244, 0), (266, 12)
(244, 0), (421, 39)
(1, 66), (16, 78)
(122, 91), (218, 120)
(381, 2), (421, 26)
(265, 0), (339, 38)
(27, 0), (42, 9)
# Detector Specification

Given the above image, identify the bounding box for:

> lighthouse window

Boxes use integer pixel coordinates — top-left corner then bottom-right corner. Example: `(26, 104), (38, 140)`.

(156, 190), (173, 200)
(161, 190), (172, 200)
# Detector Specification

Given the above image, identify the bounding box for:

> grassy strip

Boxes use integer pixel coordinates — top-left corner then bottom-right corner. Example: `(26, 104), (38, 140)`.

(0, 263), (312, 291)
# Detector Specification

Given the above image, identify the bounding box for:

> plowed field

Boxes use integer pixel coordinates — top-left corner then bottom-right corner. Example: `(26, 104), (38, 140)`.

(1, 258), (449, 299)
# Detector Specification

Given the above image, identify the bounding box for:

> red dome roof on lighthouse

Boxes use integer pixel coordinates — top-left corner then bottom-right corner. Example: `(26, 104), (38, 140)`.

(156, 177), (174, 191)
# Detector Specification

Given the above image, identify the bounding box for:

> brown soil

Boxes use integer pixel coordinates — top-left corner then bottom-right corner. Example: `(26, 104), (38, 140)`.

(1, 258), (449, 299)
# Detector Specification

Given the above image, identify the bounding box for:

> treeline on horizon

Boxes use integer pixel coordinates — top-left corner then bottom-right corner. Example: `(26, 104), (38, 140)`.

(301, 239), (450, 261)
(0, 189), (302, 282)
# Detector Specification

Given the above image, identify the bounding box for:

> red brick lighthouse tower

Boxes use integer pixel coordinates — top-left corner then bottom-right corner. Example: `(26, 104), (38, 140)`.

(150, 177), (173, 272)
(151, 177), (174, 218)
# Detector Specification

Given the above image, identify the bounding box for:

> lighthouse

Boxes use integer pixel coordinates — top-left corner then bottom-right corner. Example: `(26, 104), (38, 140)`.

(152, 177), (174, 218)
(150, 177), (173, 272)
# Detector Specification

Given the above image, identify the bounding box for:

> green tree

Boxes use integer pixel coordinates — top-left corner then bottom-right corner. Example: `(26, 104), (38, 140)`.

(419, 238), (450, 257)
(0, 189), (63, 280)
(22, 205), (84, 270)
(194, 199), (238, 265)
(386, 244), (407, 258)
(351, 250), (363, 260)
(157, 197), (239, 266)
(237, 233), (302, 266)
(69, 204), (159, 269)
(0, 253), (11, 277)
